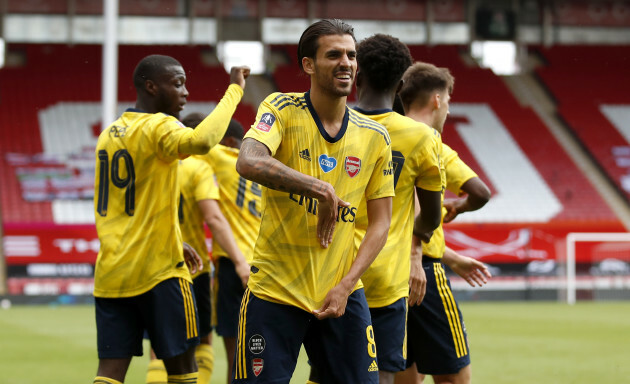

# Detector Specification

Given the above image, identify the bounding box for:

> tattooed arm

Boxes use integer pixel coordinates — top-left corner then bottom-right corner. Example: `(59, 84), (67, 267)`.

(236, 138), (349, 248)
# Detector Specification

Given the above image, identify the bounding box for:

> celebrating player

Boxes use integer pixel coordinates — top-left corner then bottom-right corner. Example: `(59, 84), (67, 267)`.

(92, 54), (248, 384)
(396, 62), (491, 384)
(233, 19), (394, 383)
(325, 33), (442, 384)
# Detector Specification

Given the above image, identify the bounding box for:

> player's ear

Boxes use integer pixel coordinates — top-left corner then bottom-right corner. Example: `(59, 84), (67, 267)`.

(302, 57), (315, 75)
(145, 79), (158, 96)
(432, 92), (441, 110)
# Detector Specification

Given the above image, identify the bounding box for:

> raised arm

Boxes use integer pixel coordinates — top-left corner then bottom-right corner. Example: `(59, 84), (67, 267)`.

(236, 138), (349, 248)
(178, 66), (250, 155)
(313, 196), (392, 319)
(198, 199), (250, 288)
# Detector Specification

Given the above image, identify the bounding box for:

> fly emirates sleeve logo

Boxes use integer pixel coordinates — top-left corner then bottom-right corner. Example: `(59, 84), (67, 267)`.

(288, 193), (356, 223)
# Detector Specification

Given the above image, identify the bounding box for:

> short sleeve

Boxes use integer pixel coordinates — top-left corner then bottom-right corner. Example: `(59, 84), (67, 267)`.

(244, 93), (285, 156)
(365, 140), (395, 201)
(193, 159), (221, 202)
(414, 128), (443, 192)
(444, 144), (478, 195)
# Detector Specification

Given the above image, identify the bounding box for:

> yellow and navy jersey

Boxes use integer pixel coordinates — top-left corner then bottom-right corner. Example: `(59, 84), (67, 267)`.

(352, 108), (443, 308)
(422, 143), (477, 259)
(202, 144), (262, 263)
(178, 156), (220, 278)
(94, 109), (195, 298)
(443, 144), (478, 196)
(243, 91), (395, 312)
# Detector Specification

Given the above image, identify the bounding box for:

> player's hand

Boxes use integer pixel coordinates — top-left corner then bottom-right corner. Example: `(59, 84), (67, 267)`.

(234, 260), (251, 288)
(451, 255), (492, 287)
(312, 283), (350, 320)
(183, 242), (203, 275)
(316, 183), (350, 248)
(413, 230), (433, 243)
(409, 249), (426, 306)
(229, 66), (250, 90)
(442, 199), (462, 223)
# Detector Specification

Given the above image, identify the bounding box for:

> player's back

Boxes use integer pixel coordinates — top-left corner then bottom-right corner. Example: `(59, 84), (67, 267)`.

(353, 109), (444, 307)
(205, 144), (261, 263)
(94, 110), (192, 298)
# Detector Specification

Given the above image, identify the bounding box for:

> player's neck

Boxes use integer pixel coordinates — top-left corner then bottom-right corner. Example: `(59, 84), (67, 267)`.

(309, 89), (347, 135)
(405, 108), (434, 128)
(135, 99), (157, 114)
(355, 91), (394, 112)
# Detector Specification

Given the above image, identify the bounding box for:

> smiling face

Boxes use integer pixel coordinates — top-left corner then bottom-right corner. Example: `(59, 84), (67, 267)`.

(153, 64), (188, 119)
(305, 34), (357, 98)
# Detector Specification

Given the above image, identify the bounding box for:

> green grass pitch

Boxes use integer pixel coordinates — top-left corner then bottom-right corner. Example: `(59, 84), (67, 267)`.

(0, 301), (629, 383)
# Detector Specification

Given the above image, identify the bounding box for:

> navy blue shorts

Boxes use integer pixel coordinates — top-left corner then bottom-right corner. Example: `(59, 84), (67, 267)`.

(215, 257), (245, 338)
(95, 277), (200, 360)
(193, 272), (212, 338)
(406, 257), (470, 375)
(370, 297), (407, 372)
(233, 288), (379, 384)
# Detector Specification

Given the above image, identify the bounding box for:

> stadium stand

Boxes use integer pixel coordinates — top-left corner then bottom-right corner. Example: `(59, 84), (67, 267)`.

(269, 44), (620, 224)
(0, 43), (256, 224)
(534, 45), (630, 204)
(0, 41), (626, 298)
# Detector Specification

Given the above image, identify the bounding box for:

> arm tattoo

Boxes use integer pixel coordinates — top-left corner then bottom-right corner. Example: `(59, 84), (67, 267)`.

(240, 139), (318, 196)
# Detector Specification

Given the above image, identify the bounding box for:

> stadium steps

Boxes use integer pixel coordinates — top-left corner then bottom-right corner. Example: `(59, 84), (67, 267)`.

(502, 73), (630, 230)
(242, 74), (276, 114)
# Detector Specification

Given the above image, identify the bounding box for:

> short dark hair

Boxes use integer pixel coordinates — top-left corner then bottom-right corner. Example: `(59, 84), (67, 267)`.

(224, 119), (244, 140)
(399, 62), (455, 110)
(297, 19), (355, 71)
(181, 112), (205, 128)
(133, 54), (182, 91)
(357, 34), (412, 92)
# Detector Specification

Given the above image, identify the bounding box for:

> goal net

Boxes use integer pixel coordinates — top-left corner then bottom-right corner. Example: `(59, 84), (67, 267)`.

(564, 232), (630, 305)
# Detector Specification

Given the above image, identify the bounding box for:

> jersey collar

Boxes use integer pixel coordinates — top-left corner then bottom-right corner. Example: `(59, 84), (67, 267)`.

(304, 90), (349, 143)
(352, 106), (393, 115)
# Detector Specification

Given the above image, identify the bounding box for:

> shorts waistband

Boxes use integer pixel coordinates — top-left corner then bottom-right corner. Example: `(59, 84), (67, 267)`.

(422, 255), (443, 264)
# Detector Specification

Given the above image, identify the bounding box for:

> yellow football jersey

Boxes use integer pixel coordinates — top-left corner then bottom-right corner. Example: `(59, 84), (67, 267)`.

(244, 92), (395, 312)
(422, 143), (477, 259)
(178, 156), (220, 278)
(203, 144), (261, 264)
(94, 85), (243, 298)
(352, 109), (443, 308)
(443, 143), (478, 196)
(94, 111), (194, 297)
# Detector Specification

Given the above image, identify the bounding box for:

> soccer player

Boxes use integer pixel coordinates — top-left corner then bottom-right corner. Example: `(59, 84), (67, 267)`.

(334, 33), (443, 384)
(92, 54), (249, 384)
(234, 19), (394, 383)
(146, 113), (253, 384)
(183, 114), (260, 384)
(396, 62), (491, 384)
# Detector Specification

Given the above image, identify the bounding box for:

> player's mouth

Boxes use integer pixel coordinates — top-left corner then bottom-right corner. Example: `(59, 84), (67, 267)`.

(335, 72), (353, 84)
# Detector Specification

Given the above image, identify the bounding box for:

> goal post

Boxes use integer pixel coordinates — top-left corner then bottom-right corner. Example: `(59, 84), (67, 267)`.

(565, 232), (630, 305)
